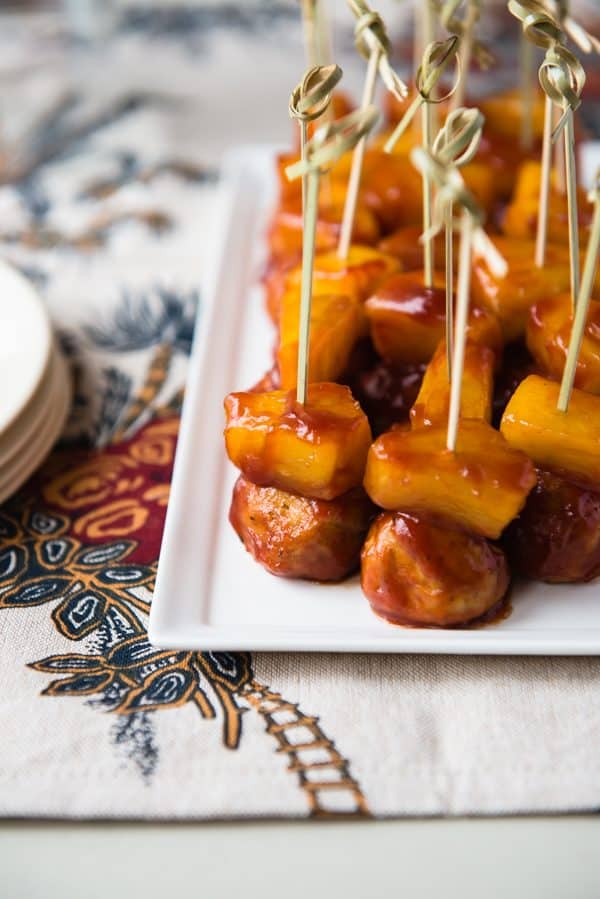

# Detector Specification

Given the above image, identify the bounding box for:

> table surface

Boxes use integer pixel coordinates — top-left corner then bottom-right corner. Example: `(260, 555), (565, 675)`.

(1, 817), (599, 898)
(2, 11), (600, 888)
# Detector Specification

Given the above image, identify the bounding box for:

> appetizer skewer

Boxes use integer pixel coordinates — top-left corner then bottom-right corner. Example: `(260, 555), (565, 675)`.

(223, 0), (600, 625)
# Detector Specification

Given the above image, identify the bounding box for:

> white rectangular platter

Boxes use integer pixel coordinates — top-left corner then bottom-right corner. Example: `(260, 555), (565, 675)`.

(150, 143), (600, 655)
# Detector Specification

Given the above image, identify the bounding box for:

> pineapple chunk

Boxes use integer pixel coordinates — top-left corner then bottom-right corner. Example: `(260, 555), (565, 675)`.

(503, 160), (593, 244)
(366, 270), (502, 364)
(378, 225), (457, 272)
(461, 160), (500, 215)
(479, 89), (546, 143)
(267, 245), (400, 325)
(410, 340), (495, 428)
(359, 150), (423, 231)
(267, 195), (380, 262)
(224, 382), (372, 500)
(527, 293), (600, 395)
(471, 236), (574, 341)
(364, 419), (536, 538)
(501, 375), (600, 485)
(277, 292), (364, 389)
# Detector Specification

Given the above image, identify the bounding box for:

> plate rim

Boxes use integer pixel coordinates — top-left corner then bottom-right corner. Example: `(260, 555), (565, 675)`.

(0, 261), (53, 437)
(149, 141), (600, 656)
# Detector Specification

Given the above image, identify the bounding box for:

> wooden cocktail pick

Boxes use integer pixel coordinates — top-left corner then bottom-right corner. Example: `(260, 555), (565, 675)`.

(384, 37), (460, 288)
(300, 0), (331, 67)
(440, 0), (494, 81)
(337, 0), (408, 260)
(508, 1), (563, 269)
(440, 0), (482, 111)
(286, 107), (380, 404)
(557, 170), (600, 412)
(289, 64), (343, 208)
(432, 106), (484, 375)
(541, 42), (585, 306)
(413, 0), (438, 79)
(384, 37), (459, 151)
(411, 145), (484, 452)
(552, 0), (600, 55)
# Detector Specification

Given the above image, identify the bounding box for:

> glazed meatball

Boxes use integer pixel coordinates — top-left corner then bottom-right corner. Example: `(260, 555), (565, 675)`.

(503, 470), (600, 583)
(230, 476), (375, 582)
(361, 512), (510, 627)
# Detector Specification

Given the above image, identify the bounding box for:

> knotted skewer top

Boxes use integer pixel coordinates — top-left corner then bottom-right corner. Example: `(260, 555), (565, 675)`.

(553, 0), (600, 55)
(432, 106), (484, 169)
(285, 106), (380, 181)
(289, 64), (343, 124)
(440, 0), (494, 69)
(539, 44), (586, 139)
(508, 0), (562, 48)
(346, 0), (408, 102)
(384, 37), (460, 152)
(411, 111), (485, 242)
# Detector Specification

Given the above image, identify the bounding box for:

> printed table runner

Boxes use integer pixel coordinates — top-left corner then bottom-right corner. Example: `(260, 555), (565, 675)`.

(1, 3), (600, 820)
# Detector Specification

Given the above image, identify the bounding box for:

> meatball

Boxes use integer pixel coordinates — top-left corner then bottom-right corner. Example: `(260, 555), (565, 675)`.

(503, 470), (600, 583)
(230, 476), (375, 582)
(361, 512), (510, 627)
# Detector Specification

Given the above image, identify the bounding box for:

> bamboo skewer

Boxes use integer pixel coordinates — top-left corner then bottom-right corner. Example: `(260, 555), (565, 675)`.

(562, 101), (580, 302)
(445, 0), (480, 112)
(519, 30), (535, 151)
(536, 94), (554, 267)
(447, 208), (474, 452)
(541, 43), (586, 307)
(289, 65), (343, 210)
(337, 0), (407, 260)
(286, 107), (380, 404)
(557, 172), (600, 412)
(337, 46), (380, 260)
(384, 37), (459, 153)
(301, 0), (320, 67)
(411, 144), (484, 452)
(508, 2), (563, 270)
(553, 100), (567, 195)
(296, 167), (320, 405)
(440, 0), (494, 82)
(384, 38), (460, 289)
(432, 107), (484, 378)
(422, 97), (435, 287)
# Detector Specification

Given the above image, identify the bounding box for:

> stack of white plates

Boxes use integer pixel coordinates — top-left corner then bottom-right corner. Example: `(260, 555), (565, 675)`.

(0, 262), (71, 504)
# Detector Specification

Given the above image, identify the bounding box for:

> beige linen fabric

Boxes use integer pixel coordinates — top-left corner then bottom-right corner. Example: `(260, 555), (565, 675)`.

(0, 5), (599, 821)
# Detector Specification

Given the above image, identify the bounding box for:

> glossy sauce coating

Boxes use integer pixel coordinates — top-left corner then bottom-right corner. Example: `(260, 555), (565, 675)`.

(503, 470), (600, 583)
(471, 236), (573, 341)
(527, 293), (600, 395)
(277, 292), (364, 389)
(378, 225), (458, 272)
(492, 340), (539, 427)
(366, 270), (502, 364)
(359, 150), (423, 232)
(266, 245), (400, 326)
(230, 476), (374, 582)
(361, 511), (510, 627)
(503, 161), (593, 244)
(224, 382), (372, 501)
(410, 340), (495, 428)
(348, 358), (425, 436)
(501, 375), (600, 486)
(364, 419), (537, 539)
(267, 194), (380, 262)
